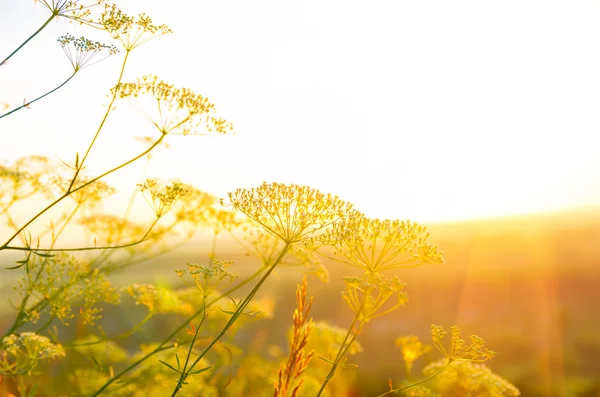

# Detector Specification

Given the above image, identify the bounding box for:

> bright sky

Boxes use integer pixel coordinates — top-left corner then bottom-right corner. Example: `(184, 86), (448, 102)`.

(1, 1), (599, 223)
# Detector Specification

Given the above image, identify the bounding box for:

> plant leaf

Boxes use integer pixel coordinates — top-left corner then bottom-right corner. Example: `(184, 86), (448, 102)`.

(189, 365), (213, 375)
(159, 360), (182, 374)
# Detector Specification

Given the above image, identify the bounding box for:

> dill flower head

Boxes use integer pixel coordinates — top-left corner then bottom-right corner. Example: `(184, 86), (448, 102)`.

(431, 325), (496, 362)
(1, 332), (65, 360)
(341, 273), (408, 323)
(138, 179), (188, 218)
(0, 332), (65, 375)
(36, 0), (108, 24)
(176, 259), (238, 297)
(112, 75), (234, 136)
(423, 359), (520, 396)
(310, 214), (444, 274)
(227, 182), (358, 244)
(14, 253), (119, 325)
(100, 4), (172, 50)
(57, 33), (118, 71)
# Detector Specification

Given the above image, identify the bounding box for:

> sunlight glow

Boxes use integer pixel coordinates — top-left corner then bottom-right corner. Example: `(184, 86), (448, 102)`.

(1, 0), (599, 223)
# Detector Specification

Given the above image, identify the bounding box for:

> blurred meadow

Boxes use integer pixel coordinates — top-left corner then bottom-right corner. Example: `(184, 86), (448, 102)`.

(3, 206), (598, 396)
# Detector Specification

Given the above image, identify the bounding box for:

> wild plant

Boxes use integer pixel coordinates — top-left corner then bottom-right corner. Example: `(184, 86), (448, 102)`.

(0, 2), (519, 396)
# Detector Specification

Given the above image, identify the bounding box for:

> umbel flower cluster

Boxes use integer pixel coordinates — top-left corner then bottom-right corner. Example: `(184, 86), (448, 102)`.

(35, 0), (108, 24)
(138, 179), (188, 218)
(431, 325), (496, 362)
(99, 4), (172, 50)
(0, 332), (65, 376)
(57, 33), (118, 71)
(112, 75), (234, 136)
(311, 216), (444, 273)
(227, 182), (358, 244)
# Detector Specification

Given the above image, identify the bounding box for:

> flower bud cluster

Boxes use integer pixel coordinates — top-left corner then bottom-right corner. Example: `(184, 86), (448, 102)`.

(57, 33), (118, 71)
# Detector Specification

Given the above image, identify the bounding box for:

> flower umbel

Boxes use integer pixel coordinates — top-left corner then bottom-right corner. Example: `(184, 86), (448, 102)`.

(423, 359), (520, 396)
(341, 273), (408, 323)
(57, 33), (118, 71)
(431, 325), (496, 362)
(176, 259), (238, 297)
(36, 0), (107, 24)
(0, 332), (65, 375)
(138, 179), (188, 218)
(100, 5), (172, 50)
(227, 182), (358, 244)
(112, 75), (234, 135)
(311, 215), (444, 274)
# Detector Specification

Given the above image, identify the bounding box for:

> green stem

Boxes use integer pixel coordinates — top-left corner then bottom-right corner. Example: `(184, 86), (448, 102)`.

(376, 361), (452, 397)
(0, 72), (77, 120)
(175, 297), (208, 391)
(89, 267), (266, 397)
(1, 13), (56, 66)
(3, 216), (160, 252)
(170, 243), (292, 396)
(315, 297), (366, 397)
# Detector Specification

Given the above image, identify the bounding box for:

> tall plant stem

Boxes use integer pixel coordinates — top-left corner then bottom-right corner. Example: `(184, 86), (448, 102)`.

(90, 267), (267, 397)
(315, 296), (367, 397)
(0, 72), (77, 119)
(1, 13), (55, 65)
(68, 49), (131, 192)
(170, 242), (292, 397)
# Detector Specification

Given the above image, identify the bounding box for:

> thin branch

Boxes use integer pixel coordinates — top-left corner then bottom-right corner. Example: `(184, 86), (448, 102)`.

(0, 72), (77, 120)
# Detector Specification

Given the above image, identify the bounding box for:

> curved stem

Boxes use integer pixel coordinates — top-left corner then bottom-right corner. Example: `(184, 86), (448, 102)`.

(0, 133), (165, 252)
(90, 267), (266, 397)
(170, 243), (292, 396)
(1, 13), (56, 66)
(3, 217), (160, 252)
(376, 361), (452, 397)
(0, 72), (77, 120)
